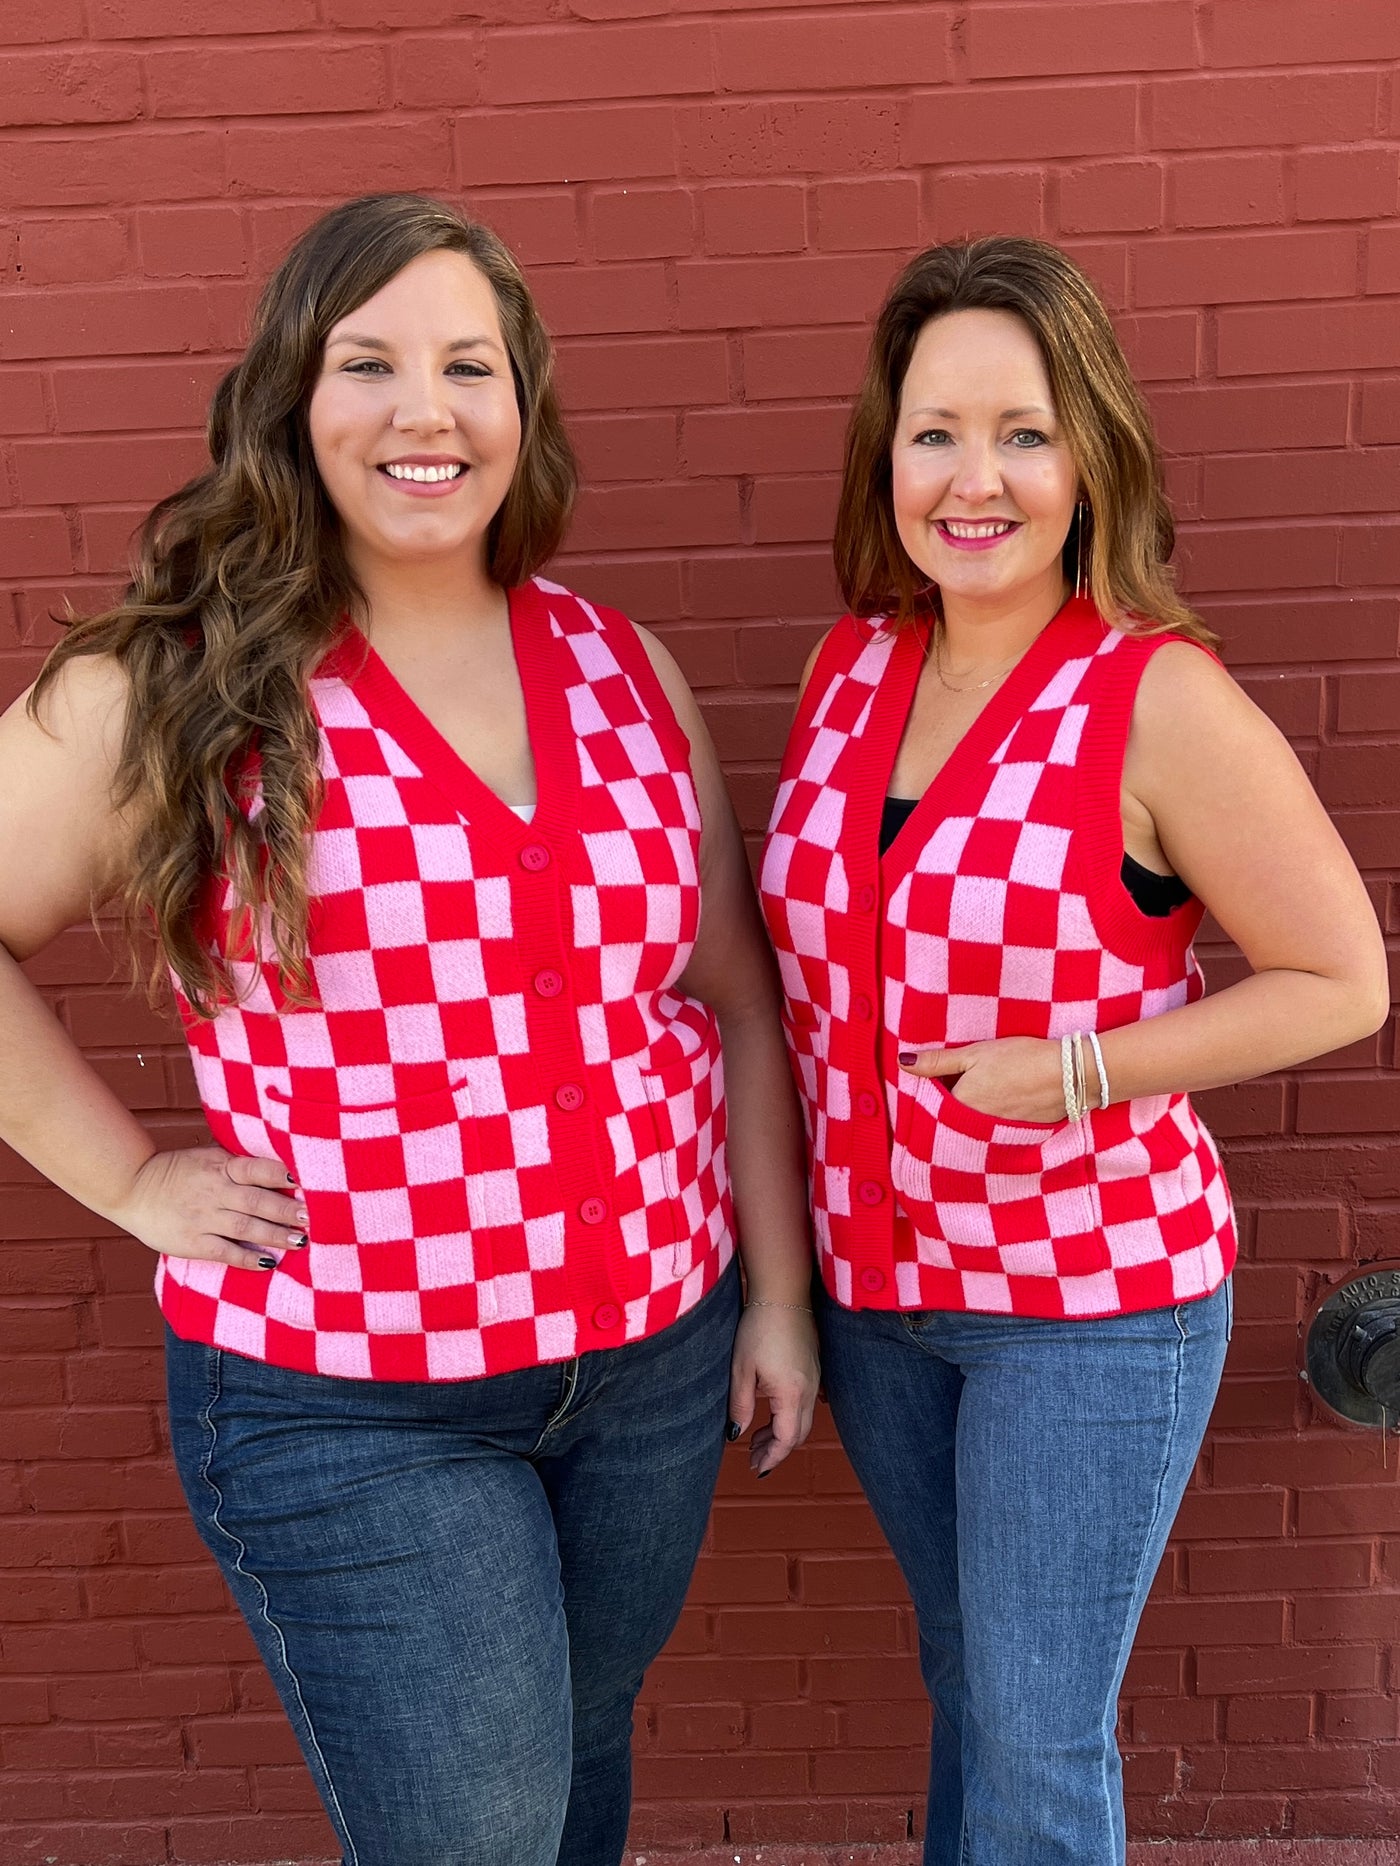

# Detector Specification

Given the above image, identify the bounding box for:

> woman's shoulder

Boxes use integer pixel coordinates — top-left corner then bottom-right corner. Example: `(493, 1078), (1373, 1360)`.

(18, 647), (132, 754)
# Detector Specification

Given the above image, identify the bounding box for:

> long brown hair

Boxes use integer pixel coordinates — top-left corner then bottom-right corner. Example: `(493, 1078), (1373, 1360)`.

(833, 236), (1215, 647)
(32, 193), (577, 1018)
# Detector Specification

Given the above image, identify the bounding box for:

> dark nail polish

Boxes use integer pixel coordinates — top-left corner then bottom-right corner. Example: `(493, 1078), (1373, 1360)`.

(288, 1232), (308, 1248)
(756, 1469), (771, 1480)
(726, 1420), (742, 1442)
(898, 1050), (916, 1065)
(258, 1255), (278, 1270)
(286, 1172), (297, 1185)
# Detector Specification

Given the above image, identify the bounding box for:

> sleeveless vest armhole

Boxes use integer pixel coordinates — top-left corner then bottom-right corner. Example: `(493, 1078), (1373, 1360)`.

(583, 600), (695, 774)
(1072, 628), (1213, 962)
(789, 616), (879, 745)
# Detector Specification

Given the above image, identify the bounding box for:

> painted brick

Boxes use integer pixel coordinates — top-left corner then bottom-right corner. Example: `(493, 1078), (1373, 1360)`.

(136, 207), (246, 280)
(716, 9), (951, 91)
(0, 130), (225, 208)
(1357, 378), (1400, 447)
(557, 336), (727, 410)
(676, 253), (884, 330)
(87, 0), (318, 32)
(457, 104), (676, 186)
(1150, 382), (1349, 455)
(1366, 224), (1400, 295)
(1207, 0), (1400, 67)
(681, 99), (899, 177)
(1136, 229), (1358, 309)
(1114, 311), (1198, 381)
(1057, 161), (1163, 235)
(590, 188), (692, 261)
(0, 50), (143, 128)
(924, 167), (1046, 241)
(701, 183), (806, 257)
(469, 191), (581, 267)
(145, 43), (388, 117)
(483, 21), (712, 104)
(13, 216), (128, 288)
(227, 120), (451, 197)
(1218, 300), (1400, 379)
(393, 32), (481, 110)
(968, 2), (1195, 79)
(530, 263), (671, 337)
(683, 406), (847, 476)
(571, 413), (678, 484)
(1149, 72), (1379, 152)
(813, 177), (919, 252)
(742, 329), (868, 401)
(1169, 153), (1285, 230)
(906, 83), (1137, 165)
(1295, 147), (1400, 223)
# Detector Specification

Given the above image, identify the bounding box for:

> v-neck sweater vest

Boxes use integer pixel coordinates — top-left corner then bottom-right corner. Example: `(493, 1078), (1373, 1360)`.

(158, 578), (733, 1380)
(759, 597), (1235, 1321)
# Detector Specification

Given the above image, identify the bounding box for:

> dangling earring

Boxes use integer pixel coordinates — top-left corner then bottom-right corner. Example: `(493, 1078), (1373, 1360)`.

(1074, 500), (1090, 602)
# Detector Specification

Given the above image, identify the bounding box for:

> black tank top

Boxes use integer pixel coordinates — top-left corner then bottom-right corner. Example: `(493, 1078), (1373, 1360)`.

(878, 795), (1192, 918)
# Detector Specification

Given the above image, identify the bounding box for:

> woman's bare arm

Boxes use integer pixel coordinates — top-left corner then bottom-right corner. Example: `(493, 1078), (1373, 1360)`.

(0, 658), (305, 1266)
(1101, 642), (1389, 1096)
(906, 643), (1389, 1116)
(636, 625), (819, 1474)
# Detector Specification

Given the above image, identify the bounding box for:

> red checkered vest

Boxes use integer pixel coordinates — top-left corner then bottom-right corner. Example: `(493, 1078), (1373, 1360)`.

(158, 578), (733, 1380)
(759, 597), (1235, 1320)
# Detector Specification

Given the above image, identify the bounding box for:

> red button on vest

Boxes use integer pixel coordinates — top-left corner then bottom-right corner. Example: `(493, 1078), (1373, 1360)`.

(579, 1197), (608, 1225)
(854, 884), (876, 913)
(856, 1179), (885, 1206)
(555, 1082), (585, 1112)
(859, 1267), (886, 1293)
(520, 843), (551, 872)
(852, 993), (873, 1021)
(534, 968), (564, 998)
(856, 1090), (880, 1118)
(592, 1301), (622, 1330)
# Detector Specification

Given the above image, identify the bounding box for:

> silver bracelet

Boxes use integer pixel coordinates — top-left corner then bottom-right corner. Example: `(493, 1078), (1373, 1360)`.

(746, 1298), (814, 1315)
(1061, 1032), (1082, 1122)
(1087, 1030), (1110, 1109)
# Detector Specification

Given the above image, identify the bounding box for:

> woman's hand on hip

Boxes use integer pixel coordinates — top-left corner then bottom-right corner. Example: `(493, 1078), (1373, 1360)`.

(108, 1146), (309, 1270)
(728, 1299), (820, 1478)
(899, 1036), (1069, 1124)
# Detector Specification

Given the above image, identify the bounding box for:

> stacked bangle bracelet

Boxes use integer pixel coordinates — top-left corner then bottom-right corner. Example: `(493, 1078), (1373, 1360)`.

(1061, 1030), (1111, 1121)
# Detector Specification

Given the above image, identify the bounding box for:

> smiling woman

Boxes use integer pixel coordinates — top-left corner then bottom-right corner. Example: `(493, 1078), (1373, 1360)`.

(0, 195), (818, 1866)
(761, 236), (1388, 1866)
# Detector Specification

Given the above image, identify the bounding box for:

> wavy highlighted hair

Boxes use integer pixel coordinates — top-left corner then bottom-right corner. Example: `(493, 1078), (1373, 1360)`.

(834, 236), (1214, 648)
(32, 193), (577, 1017)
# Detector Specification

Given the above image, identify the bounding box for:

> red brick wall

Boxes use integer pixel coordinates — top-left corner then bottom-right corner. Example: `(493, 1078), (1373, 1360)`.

(2, 2), (1399, 1860)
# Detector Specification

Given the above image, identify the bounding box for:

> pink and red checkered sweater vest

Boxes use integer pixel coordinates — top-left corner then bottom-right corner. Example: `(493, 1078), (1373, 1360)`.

(158, 578), (733, 1380)
(759, 596), (1236, 1321)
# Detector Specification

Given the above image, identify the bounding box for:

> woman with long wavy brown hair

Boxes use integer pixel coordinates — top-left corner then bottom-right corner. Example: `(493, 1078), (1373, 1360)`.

(0, 193), (818, 1866)
(759, 237), (1386, 1864)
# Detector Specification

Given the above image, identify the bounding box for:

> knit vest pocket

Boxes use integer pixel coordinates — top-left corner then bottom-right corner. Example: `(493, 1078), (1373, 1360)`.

(891, 1076), (1108, 1275)
(262, 1078), (497, 1326)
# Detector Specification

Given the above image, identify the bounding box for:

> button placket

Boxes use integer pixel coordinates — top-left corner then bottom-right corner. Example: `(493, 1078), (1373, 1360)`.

(841, 862), (895, 1292)
(511, 846), (625, 1319)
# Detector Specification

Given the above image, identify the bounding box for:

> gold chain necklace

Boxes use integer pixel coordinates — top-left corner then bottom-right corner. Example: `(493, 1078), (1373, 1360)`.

(928, 629), (1023, 695)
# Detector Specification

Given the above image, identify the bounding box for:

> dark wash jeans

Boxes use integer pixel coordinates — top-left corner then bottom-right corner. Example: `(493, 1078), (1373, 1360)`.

(818, 1278), (1231, 1866)
(166, 1263), (740, 1866)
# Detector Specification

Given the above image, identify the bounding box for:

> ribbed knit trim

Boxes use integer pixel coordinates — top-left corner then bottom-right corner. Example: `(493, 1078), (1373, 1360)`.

(878, 594), (1104, 892)
(327, 580), (577, 859)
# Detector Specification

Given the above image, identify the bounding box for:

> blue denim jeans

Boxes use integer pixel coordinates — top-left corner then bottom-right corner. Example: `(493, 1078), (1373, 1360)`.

(818, 1279), (1231, 1866)
(166, 1263), (739, 1866)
